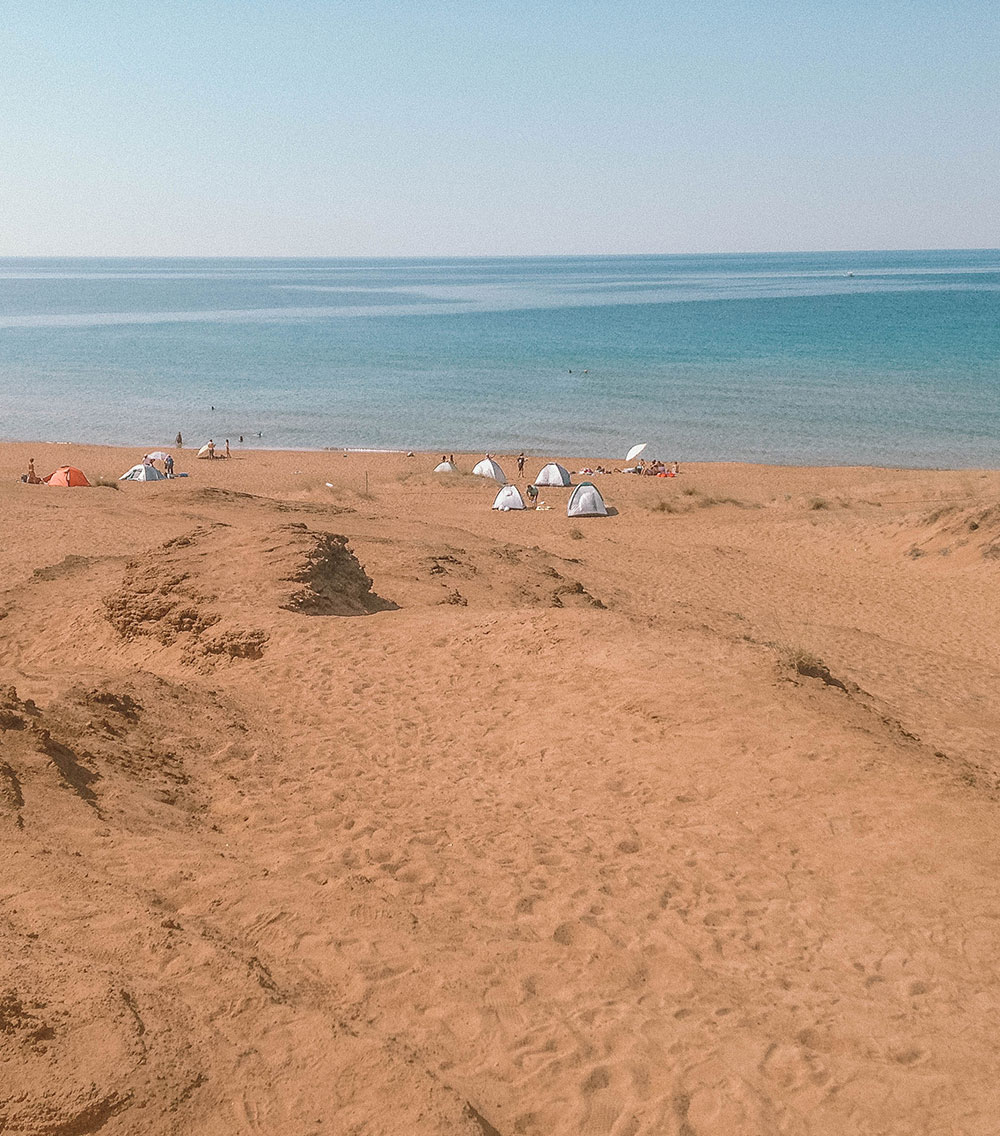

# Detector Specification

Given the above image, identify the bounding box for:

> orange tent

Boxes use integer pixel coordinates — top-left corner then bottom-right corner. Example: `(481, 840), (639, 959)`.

(43, 466), (91, 487)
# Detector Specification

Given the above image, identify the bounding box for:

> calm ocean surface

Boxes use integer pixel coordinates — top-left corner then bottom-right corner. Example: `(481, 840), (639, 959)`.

(1, 251), (998, 465)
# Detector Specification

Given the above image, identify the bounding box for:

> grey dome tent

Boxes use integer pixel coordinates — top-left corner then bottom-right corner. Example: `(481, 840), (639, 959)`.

(472, 457), (506, 483)
(534, 462), (572, 487)
(120, 463), (167, 482)
(567, 482), (608, 517)
(492, 485), (525, 510)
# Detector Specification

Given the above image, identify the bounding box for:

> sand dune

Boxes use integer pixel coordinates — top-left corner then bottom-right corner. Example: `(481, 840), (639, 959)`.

(2, 443), (999, 1135)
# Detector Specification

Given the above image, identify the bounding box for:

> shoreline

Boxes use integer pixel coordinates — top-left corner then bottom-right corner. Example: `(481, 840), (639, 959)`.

(0, 438), (993, 475)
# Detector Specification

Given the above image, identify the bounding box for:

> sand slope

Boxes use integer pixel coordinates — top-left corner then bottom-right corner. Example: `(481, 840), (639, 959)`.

(2, 444), (1000, 1135)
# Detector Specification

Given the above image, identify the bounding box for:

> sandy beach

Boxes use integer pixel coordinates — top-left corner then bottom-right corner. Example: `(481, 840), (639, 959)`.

(2, 440), (999, 1135)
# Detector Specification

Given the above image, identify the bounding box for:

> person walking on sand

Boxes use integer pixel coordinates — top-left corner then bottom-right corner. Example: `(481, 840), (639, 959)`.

(517, 452), (525, 477)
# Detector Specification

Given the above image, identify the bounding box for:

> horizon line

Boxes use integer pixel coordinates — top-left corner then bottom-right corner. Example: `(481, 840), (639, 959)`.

(0, 246), (998, 262)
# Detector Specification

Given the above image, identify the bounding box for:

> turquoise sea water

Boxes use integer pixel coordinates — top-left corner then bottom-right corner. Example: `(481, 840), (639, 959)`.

(0, 251), (998, 465)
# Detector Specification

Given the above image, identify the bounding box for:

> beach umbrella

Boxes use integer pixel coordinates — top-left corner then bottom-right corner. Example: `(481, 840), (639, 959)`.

(625, 443), (648, 462)
(146, 451), (170, 461)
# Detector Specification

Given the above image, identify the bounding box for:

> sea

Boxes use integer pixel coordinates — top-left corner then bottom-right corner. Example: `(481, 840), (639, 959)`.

(0, 250), (998, 466)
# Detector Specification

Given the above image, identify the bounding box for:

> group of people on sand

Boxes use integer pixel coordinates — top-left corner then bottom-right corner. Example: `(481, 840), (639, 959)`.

(438, 452), (681, 479)
(619, 459), (680, 477)
(142, 452), (175, 476)
(202, 439), (232, 459)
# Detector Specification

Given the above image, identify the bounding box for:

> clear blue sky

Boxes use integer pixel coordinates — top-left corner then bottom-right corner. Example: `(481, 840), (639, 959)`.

(1, 1), (997, 256)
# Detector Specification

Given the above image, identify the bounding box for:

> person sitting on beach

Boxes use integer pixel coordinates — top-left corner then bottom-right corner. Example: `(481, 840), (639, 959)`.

(526, 484), (539, 506)
(24, 457), (42, 484)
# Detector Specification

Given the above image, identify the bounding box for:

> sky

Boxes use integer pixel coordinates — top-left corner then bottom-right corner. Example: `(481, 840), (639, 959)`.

(1, 1), (997, 256)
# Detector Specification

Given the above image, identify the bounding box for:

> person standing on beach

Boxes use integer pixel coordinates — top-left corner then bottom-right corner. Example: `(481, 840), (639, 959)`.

(164, 454), (174, 477)
(224, 439), (231, 459)
(175, 432), (183, 448)
(517, 452), (525, 477)
(207, 439), (216, 459)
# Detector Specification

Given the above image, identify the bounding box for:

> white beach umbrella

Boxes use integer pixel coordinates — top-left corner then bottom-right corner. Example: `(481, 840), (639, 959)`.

(625, 443), (648, 462)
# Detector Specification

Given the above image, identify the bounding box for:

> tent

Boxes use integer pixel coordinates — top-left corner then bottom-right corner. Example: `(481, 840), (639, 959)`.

(434, 461), (457, 473)
(43, 466), (90, 487)
(567, 481), (608, 517)
(196, 444), (214, 459)
(120, 463), (167, 482)
(492, 485), (526, 510)
(472, 457), (506, 483)
(534, 462), (572, 487)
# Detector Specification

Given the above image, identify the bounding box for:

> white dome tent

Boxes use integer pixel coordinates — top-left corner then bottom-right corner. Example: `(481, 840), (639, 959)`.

(567, 482), (608, 517)
(120, 463), (167, 482)
(534, 462), (572, 487)
(492, 485), (525, 510)
(472, 457), (506, 483)
(434, 461), (457, 473)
